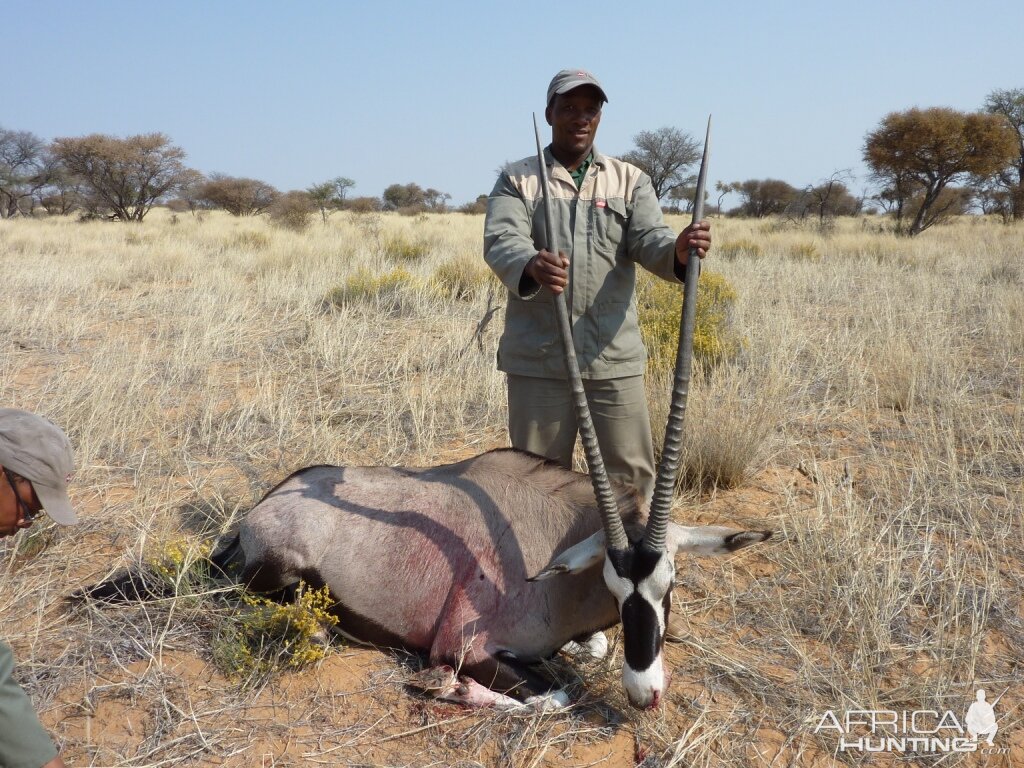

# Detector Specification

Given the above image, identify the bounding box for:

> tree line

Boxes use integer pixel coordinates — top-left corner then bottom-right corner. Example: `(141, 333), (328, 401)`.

(0, 130), (471, 226)
(640, 88), (1022, 236)
(2, 87), (1021, 235)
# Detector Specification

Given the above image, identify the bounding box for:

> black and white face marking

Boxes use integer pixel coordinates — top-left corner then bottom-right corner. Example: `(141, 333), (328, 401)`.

(602, 544), (676, 709)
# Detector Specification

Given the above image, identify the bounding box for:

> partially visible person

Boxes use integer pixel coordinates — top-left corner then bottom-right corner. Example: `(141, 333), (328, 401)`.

(1, 408), (78, 768)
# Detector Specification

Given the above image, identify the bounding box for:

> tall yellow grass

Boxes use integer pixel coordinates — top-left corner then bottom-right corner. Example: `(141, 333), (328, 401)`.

(1, 210), (1021, 766)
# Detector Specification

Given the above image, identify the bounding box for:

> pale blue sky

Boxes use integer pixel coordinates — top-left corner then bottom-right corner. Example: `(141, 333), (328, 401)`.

(6, 1), (1021, 205)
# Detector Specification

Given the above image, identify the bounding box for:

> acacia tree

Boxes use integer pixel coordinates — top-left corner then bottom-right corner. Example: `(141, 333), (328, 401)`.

(792, 170), (860, 223)
(457, 194), (488, 214)
(863, 107), (1017, 235)
(199, 174), (279, 216)
(381, 183), (451, 213)
(662, 184), (707, 214)
(0, 127), (54, 217)
(307, 176), (355, 222)
(981, 88), (1024, 220)
(172, 169), (209, 216)
(51, 133), (192, 222)
(38, 160), (85, 215)
(714, 181), (737, 215)
(970, 174), (1012, 218)
(870, 165), (920, 227)
(621, 126), (701, 200)
(382, 182), (424, 211)
(730, 178), (797, 217)
(423, 188), (451, 212)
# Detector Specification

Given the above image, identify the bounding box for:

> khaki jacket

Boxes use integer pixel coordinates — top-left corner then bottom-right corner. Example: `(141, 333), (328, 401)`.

(0, 640), (59, 766)
(484, 147), (683, 380)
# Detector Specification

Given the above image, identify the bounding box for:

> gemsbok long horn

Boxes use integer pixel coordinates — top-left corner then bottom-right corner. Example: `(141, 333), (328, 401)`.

(533, 113), (628, 553)
(645, 116), (712, 551)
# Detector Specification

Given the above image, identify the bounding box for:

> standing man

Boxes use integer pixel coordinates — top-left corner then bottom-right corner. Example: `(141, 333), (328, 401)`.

(1, 408), (78, 768)
(484, 69), (711, 503)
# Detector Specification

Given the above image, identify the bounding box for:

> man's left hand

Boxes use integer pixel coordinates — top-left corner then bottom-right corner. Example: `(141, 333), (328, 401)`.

(675, 220), (711, 267)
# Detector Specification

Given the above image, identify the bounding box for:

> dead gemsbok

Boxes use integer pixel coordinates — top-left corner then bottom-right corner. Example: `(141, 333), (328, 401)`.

(210, 449), (767, 711)
(83, 118), (768, 710)
(207, 117), (767, 711)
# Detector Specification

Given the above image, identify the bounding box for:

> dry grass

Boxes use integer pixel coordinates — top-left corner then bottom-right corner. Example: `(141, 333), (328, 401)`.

(2, 211), (1022, 766)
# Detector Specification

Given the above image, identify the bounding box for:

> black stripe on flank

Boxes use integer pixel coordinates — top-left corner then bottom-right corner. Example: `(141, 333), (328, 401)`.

(621, 593), (662, 671)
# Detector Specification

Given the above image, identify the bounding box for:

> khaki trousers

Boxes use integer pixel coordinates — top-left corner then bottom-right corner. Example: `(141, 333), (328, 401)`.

(506, 373), (655, 503)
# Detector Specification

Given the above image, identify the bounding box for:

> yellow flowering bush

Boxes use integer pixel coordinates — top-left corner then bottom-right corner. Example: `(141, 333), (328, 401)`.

(636, 270), (743, 372)
(147, 537), (214, 593)
(214, 582), (339, 680)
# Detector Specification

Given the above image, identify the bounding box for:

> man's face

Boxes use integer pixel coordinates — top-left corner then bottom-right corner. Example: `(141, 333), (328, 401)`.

(546, 85), (603, 160)
(0, 467), (42, 538)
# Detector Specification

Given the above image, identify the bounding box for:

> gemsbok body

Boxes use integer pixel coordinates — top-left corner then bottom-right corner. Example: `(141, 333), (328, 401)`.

(214, 449), (768, 710)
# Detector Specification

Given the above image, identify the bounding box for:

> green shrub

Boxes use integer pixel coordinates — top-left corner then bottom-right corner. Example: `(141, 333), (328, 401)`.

(344, 196), (383, 213)
(458, 195), (489, 214)
(268, 191), (315, 232)
(637, 270), (743, 372)
(145, 539), (339, 682)
(382, 236), (428, 261)
(718, 238), (763, 259)
(431, 257), (496, 300)
(324, 267), (417, 308)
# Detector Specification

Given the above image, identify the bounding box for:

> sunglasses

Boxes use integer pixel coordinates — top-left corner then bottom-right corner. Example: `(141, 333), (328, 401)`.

(3, 467), (40, 524)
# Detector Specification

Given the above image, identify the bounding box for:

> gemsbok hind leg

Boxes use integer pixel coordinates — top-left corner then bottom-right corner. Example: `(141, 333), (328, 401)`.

(419, 591), (569, 710)
(410, 650), (567, 711)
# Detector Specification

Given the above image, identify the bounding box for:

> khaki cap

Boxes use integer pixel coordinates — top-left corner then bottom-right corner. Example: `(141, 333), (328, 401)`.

(0, 408), (77, 525)
(546, 69), (609, 106)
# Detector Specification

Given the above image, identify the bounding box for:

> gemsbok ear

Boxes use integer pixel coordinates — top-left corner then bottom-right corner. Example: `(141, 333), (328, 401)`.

(668, 524), (771, 557)
(528, 530), (606, 581)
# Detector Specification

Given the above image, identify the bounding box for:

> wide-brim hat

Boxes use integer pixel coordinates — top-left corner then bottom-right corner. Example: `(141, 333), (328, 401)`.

(0, 408), (77, 525)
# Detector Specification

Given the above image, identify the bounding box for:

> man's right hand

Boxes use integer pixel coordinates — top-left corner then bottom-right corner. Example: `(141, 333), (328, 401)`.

(525, 249), (570, 294)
